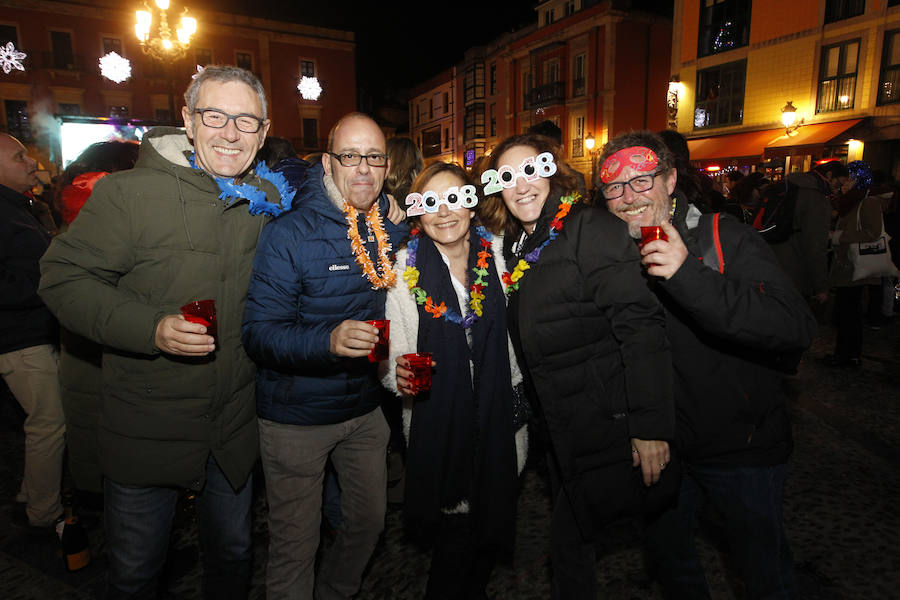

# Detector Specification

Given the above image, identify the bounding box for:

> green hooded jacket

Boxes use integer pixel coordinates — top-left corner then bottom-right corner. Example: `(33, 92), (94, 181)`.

(39, 127), (279, 491)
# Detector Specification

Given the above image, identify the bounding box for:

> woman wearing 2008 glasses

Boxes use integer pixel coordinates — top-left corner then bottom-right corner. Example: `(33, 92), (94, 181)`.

(478, 134), (676, 599)
(381, 162), (527, 599)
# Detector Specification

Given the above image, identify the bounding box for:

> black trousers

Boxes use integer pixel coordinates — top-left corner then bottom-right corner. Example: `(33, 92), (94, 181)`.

(425, 513), (496, 600)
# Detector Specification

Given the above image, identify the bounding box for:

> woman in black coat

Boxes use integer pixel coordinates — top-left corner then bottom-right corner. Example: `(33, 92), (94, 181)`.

(478, 134), (675, 600)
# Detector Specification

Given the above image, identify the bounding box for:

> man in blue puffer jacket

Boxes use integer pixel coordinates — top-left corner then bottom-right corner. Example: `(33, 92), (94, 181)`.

(242, 112), (407, 600)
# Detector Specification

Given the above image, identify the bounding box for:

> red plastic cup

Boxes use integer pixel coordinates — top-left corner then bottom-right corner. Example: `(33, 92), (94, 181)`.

(367, 319), (390, 363)
(403, 352), (433, 394)
(639, 225), (668, 248)
(180, 299), (217, 342)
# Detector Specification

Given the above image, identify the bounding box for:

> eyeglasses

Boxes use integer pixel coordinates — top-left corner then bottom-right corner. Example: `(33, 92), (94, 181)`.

(601, 170), (662, 200)
(194, 108), (264, 133)
(328, 152), (388, 168)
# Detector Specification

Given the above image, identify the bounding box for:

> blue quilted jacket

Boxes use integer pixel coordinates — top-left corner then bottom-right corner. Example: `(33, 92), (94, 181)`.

(242, 164), (408, 425)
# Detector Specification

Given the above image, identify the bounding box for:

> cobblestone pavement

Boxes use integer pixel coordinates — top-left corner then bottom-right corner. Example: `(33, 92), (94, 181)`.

(1, 318), (898, 599)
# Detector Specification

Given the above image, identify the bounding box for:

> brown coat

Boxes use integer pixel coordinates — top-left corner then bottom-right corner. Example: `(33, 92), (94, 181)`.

(830, 194), (886, 287)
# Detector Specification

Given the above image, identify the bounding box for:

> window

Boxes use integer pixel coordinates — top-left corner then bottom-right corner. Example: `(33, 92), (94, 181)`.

(698, 0), (751, 58)
(572, 116), (585, 158)
(490, 63), (497, 95)
(817, 40), (859, 113)
(109, 105), (129, 118)
(543, 59), (560, 85)
(443, 127), (450, 149)
(195, 48), (212, 66)
(154, 108), (171, 122)
(429, 97), (434, 119)
(58, 103), (80, 116)
(422, 126), (441, 157)
(464, 63), (485, 103)
(879, 30), (900, 105)
(102, 37), (122, 56)
(693, 59), (746, 128)
(825, 0), (865, 24)
(443, 92), (449, 113)
(1, 24), (19, 47)
(490, 103), (497, 137)
(565, 1), (576, 16)
(236, 52), (252, 71)
(573, 54), (585, 97)
(300, 60), (315, 77)
(303, 118), (318, 149)
(5, 100), (31, 142)
(464, 103), (485, 141)
(50, 30), (74, 69)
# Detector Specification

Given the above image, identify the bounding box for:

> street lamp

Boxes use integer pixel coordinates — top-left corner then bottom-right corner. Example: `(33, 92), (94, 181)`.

(134, 0), (197, 62)
(781, 101), (803, 136)
(584, 133), (598, 190)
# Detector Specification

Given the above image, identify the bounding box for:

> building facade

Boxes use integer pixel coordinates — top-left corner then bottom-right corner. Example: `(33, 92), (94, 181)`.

(0, 0), (356, 173)
(672, 0), (900, 177)
(408, 0), (672, 185)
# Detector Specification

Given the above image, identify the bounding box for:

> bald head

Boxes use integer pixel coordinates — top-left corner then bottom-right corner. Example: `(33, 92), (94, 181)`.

(322, 113), (389, 211)
(0, 133), (39, 194)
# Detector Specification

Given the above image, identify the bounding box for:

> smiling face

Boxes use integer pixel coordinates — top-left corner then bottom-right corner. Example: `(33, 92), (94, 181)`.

(0, 134), (39, 194)
(604, 163), (677, 238)
(323, 115), (389, 211)
(418, 171), (473, 250)
(181, 79), (269, 179)
(497, 144), (550, 234)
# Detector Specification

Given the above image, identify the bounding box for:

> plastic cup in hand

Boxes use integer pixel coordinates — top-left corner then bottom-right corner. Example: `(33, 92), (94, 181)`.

(403, 352), (433, 394)
(180, 299), (217, 342)
(640, 225), (668, 249)
(367, 320), (390, 363)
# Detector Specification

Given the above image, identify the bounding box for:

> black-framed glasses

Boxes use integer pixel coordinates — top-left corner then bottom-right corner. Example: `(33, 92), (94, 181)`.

(194, 108), (264, 133)
(601, 170), (662, 200)
(328, 152), (388, 167)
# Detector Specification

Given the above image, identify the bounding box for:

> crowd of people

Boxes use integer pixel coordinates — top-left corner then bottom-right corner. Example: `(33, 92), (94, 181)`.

(1, 64), (896, 600)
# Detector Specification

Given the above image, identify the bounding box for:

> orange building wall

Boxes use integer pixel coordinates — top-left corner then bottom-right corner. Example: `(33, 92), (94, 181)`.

(681, 0), (700, 64)
(613, 19), (672, 135)
(750, 0), (820, 44)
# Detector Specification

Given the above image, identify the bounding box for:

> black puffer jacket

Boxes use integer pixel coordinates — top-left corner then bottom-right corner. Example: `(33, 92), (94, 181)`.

(659, 197), (816, 467)
(0, 184), (57, 354)
(505, 193), (673, 534)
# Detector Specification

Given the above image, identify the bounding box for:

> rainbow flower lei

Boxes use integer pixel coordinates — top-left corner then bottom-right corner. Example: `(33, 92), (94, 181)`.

(502, 192), (580, 295)
(343, 201), (397, 290)
(402, 224), (493, 328)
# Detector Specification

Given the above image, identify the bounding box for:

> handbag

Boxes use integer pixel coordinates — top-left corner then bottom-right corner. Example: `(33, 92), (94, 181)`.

(849, 199), (898, 281)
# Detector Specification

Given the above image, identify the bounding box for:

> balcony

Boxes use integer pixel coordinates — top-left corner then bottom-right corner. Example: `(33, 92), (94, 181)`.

(24, 51), (89, 72)
(526, 81), (565, 109)
(572, 77), (585, 98)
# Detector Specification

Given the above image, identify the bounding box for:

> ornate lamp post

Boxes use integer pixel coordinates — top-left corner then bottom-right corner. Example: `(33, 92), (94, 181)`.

(134, 0), (197, 121)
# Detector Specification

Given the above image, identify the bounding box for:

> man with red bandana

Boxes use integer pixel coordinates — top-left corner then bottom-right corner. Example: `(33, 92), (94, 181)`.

(598, 130), (816, 599)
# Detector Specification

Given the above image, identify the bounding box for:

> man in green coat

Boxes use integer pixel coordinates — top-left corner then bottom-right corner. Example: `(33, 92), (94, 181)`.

(39, 65), (292, 599)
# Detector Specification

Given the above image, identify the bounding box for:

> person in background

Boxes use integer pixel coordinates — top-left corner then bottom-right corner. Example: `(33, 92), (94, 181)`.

(598, 130), (816, 600)
(382, 162), (527, 599)
(825, 161), (887, 367)
(723, 169), (744, 198)
(51, 141), (140, 500)
(257, 136), (310, 195)
(773, 160), (850, 307)
(658, 129), (722, 213)
(39, 65), (289, 599)
(0, 132), (65, 536)
(723, 172), (770, 225)
(479, 133), (674, 599)
(527, 120), (587, 199)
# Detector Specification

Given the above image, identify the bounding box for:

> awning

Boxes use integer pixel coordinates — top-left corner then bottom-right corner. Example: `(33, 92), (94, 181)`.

(687, 128), (783, 161)
(686, 119), (864, 162)
(766, 118), (862, 148)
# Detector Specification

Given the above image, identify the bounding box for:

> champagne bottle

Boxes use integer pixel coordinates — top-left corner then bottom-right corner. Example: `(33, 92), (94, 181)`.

(60, 505), (91, 571)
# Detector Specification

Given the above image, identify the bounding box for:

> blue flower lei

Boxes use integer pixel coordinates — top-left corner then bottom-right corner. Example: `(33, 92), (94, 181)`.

(189, 153), (295, 217)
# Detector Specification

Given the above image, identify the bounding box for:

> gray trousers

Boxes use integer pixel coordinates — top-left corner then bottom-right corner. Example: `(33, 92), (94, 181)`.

(259, 408), (389, 600)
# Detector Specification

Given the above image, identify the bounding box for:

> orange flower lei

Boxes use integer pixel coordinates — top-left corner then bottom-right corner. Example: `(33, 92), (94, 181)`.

(342, 202), (397, 290)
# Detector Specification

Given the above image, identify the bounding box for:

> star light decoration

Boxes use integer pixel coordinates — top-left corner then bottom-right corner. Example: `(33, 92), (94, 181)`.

(99, 51), (132, 83)
(0, 41), (27, 74)
(298, 76), (322, 101)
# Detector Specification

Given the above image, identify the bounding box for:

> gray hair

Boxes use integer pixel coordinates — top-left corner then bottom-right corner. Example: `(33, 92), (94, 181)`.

(183, 65), (268, 120)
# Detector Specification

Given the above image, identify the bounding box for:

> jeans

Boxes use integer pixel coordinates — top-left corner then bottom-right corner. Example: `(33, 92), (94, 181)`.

(103, 455), (253, 599)
(645, 462), (796, 600)
(259, 408), (389, 600)
(0, 344), (65, 526)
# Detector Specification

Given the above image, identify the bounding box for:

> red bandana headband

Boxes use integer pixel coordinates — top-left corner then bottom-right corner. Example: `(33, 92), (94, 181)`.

(600, 146), (659, 183)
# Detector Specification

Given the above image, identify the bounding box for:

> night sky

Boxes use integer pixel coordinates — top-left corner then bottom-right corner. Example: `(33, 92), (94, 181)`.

(198, 0), (537, 92)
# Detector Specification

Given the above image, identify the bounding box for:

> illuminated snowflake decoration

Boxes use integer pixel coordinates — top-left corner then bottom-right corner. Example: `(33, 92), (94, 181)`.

(298, 76), (322, 100)
(0, 42), (26, 74)
(99, 52), (131, 83)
